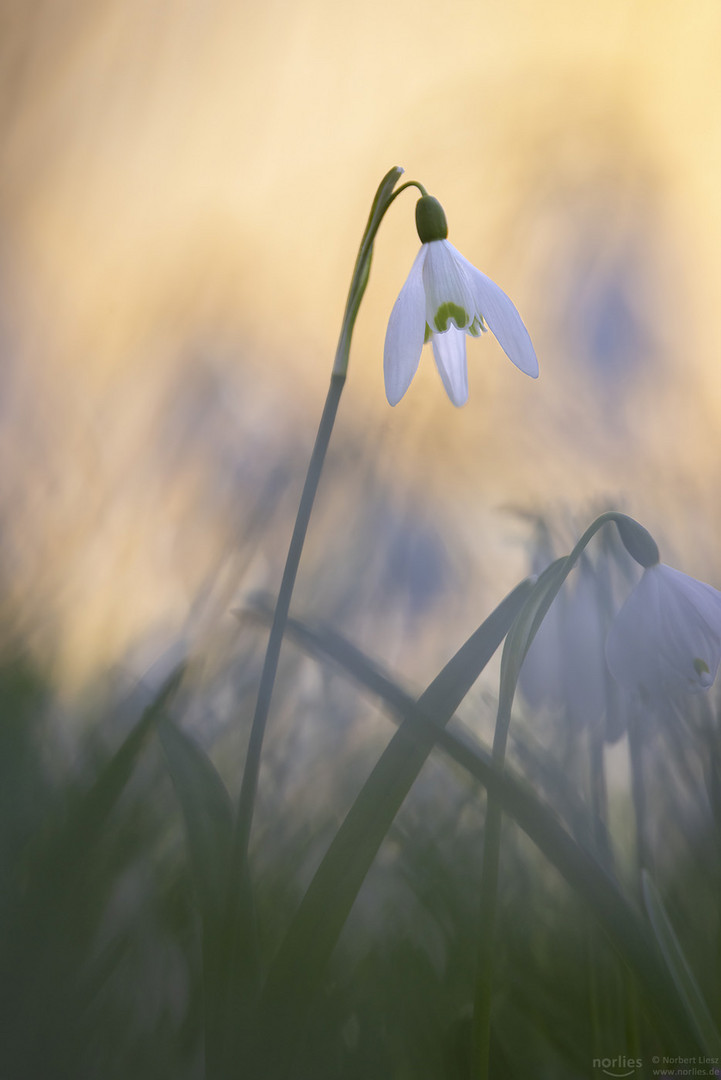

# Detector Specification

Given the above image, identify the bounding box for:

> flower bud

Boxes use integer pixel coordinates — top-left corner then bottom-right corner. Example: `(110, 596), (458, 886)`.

(415, 196), (448, 244)
(615, 514), (660, 569)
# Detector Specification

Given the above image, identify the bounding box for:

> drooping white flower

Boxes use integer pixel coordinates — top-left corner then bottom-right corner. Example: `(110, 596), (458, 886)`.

(384, 196), (538, 407)
(605, 563), (721, 700)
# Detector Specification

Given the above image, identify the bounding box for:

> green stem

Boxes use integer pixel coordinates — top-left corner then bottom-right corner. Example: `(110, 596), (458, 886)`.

(471, 682), (512, 1077)
(233, 370), (345, 866)
(214, 376), (346, 1079)
(217, 168), (420, 1075)
(233, 166), (406, 871)
(232, 165), (425, 867)
(628, 708), (649, 886)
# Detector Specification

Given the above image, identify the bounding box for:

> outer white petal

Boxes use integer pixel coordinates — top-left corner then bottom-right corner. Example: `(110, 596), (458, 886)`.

(654, 565), (721, 688)
(657, 564), (721, 636)
(431, 327), (469, 406)
(606, 563), (721, 698)
(605, 567), (662, 694)
(518, 591), (565, 710)
(450, 244), (539, 378)
(422, 240), (477, 332)
(384, 247), (428, 406)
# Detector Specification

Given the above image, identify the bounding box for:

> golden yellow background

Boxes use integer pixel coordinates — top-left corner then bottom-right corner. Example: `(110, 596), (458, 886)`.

(2, 0), (721, 686)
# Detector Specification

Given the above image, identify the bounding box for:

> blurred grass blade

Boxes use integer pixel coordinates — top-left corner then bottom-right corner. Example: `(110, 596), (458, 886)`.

(158, 717), (233, 922)
(61, 663), (186, 859)
(435, 726), (699, 1052)
(642, 870), (721, 1058)
(248, 580), (532, 1077)
(158, 716), (239, 1079)
(472, 519), (649, 1073)
(258, 606), (702, 1057)
(474, 558), (570, 1075)
(0, 663), (186, 1077)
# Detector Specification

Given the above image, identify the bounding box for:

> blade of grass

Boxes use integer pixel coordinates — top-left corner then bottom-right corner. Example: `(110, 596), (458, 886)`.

(256, 605), (702, 1058)
(642, 870), (721, 1059)
(158, 717), (234, 924)
(158, 718), (244, 1080)
(0, 663), (185, 1077)
(245, 580), (533, 1077)
(54, 663), (186, 867)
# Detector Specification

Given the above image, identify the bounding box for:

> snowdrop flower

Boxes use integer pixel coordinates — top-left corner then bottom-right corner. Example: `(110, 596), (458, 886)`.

(384, 195), (538, 406)
(605, 563), (721, 700)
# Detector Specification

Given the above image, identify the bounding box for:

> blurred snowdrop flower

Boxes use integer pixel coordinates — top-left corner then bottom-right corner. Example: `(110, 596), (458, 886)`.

(521, 555), (608, 728)
(606, 563), (721, 700)
(384, 196), (538, 407)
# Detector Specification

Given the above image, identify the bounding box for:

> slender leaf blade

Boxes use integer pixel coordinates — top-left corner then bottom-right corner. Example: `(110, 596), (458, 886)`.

(249, 580), (532, 1077)
(642, 870), (721, 1058)
(265, 607), (703, 1057)
(158, 717), (233, 923)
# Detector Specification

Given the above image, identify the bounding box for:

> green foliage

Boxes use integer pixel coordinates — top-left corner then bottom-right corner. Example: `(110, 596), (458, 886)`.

(0, 657), (200, 1080)
(2, 530), (720, 1080)
(642, 870), (721, 1059)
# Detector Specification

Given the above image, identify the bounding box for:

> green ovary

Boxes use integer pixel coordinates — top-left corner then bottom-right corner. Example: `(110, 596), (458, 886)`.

(434, 302), (468, 332)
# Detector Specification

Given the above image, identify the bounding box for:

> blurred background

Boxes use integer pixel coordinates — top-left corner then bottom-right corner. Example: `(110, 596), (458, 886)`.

(2, 0), (721, 691)
(4, 4), (721, 1077)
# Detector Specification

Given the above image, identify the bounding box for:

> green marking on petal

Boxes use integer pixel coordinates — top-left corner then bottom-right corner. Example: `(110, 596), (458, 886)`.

(694, 658), (710, 676)
(424, 323), (433, 344)
(468, 314), (487, 337)
(434, 302), (468, 333)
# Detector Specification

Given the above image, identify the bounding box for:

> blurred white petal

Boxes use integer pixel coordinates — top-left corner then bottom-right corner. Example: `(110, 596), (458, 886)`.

(606, 563), (721, 698)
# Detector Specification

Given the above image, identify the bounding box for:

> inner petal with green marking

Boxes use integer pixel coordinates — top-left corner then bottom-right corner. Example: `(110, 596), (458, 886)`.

(694, 657), (710, 677)
(468, 314), (487, 337)
(433, 301), (468, 332)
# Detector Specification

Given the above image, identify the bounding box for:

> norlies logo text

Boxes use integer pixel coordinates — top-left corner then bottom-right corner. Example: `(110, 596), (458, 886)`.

(593, 1056), (643, 1076)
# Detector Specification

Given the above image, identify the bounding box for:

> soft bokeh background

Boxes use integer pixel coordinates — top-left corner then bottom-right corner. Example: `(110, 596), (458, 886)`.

(2, 0), (721, 688)
(4, 7), (721, 1075)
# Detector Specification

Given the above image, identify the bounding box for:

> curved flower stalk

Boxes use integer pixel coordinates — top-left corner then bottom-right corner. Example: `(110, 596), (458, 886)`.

(606, 563), (721, 701)
(384, 195), (538, 406)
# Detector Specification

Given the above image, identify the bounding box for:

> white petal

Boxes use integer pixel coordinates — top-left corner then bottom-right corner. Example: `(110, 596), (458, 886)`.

(422, 240), (477, 333)
(431, 327), (469, 406)
(451, 244), (538, 378)
(656, 564), (721, 638)
(605, 567), (662, 694)
(654, 565), (721, 688)
(518, 592), (565, 710)
(383, 247), (428, 406)
(606, 563), (721, 698)
(563, 561), (608, 727)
